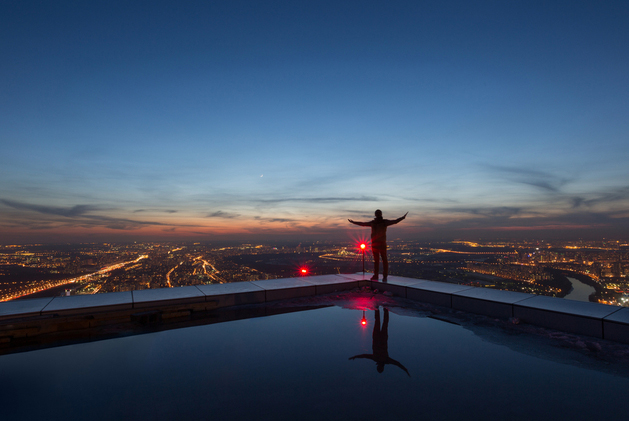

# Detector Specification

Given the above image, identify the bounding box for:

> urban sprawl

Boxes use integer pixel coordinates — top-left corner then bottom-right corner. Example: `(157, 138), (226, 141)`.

(1, 240), (628, 306)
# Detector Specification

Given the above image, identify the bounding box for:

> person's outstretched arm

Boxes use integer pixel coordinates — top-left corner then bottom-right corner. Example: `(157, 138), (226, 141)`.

(387, 357), (411, 377)
(349, 354), (375, 361)
(348, 219), (370, 227)
(389, 212), (408, 226)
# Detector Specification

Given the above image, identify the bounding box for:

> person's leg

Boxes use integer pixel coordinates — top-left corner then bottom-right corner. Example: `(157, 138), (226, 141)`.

(382, 308), (389, 341)
(382, 250), (389, 280)
(374, 307), (381, 334)
(372, 250), (380, 280)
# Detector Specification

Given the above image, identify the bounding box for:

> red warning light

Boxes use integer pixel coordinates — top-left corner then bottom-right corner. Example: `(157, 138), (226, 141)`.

(358, 242), (367, 274)
(300, 268), (308, 275)
(360, 310), (367, 327)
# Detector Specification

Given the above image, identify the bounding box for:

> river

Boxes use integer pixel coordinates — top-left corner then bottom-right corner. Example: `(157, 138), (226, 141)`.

(564, 277), (596, 302)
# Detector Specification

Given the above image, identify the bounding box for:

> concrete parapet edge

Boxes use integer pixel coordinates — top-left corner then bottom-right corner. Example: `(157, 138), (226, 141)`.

(373, 277), (628, 342)
(602, 308), (629, 344)
(0, 275), (628, 344)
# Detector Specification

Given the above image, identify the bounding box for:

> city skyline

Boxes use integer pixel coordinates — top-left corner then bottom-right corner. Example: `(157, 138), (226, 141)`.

(2, 1), (629, 244)
(2, 238), (628, 305)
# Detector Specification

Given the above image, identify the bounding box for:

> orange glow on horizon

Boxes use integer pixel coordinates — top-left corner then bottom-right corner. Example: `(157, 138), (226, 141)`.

(463, 224), (606, 231)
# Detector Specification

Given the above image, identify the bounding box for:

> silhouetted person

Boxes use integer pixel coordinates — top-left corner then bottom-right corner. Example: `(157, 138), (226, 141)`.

(349, 307), (410, 376)
(348, 210), (407, 281)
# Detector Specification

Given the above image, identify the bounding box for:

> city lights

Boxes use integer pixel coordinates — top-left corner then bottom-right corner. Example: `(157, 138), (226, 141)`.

(1, 239), (628, 306)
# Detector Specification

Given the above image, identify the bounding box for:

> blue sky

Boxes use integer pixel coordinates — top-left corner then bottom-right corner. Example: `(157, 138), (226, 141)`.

(1, 0), (628, 243)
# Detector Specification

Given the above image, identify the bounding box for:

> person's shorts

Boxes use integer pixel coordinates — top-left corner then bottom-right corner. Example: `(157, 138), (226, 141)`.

(371, 243), (387, 253)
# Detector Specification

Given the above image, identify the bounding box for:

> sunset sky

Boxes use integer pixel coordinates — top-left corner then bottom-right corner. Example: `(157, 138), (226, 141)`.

(1, 0), (628, 244)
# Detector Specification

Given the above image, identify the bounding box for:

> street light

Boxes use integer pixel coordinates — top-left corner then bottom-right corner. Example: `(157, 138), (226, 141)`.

(360, 243), (366, 274)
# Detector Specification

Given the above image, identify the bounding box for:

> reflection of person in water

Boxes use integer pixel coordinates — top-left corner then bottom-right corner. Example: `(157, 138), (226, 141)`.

(348, 210), (407, 281)
(349, 307), (410, 376)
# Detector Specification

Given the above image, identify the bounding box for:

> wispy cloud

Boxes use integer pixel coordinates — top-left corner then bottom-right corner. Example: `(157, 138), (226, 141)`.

(133, 209), (178, 214)
(343, 209), (373, 214)
(443, 206), (524, 218)
(417, 203), (629, 239)
(402, 197), (457, 203)
(0, 198), (197, 231)
(76, 215), (172, 230)
(206, 210), (240, 219)
(571, 186), (629, 209)
(257, 196), (379, 204)
(254, 216), (297, 223)
(485, 165), (572, 193)
(0, 199), (98, 217)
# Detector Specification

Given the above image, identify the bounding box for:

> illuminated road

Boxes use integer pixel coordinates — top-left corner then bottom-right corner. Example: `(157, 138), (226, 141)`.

(0, 255), (148, 302)
(165, 262), (183, 288)
(431, 248), (517, 256)
(193, 256), (223, 283)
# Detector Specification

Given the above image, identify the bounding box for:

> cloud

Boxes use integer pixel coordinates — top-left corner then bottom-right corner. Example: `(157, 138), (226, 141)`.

(571, 186), (629, 209)
(443, 206), (524, 218)
(0, 198), (197, 231)
(206, 211), (240, 219)
(571, 197), (586, 208)
(133, 209), (178, 214)
(0, 198), (98, 217)
(402, 197), (457, 203)
(257, 196), (379, 204)
(420, 205), (629, 238)
(485, 165), (571, 193)
(412, 200), (629, 237)
(77, 215), (171, 230)
(26, 223), (57, 231)
(253, 216), (296, 223)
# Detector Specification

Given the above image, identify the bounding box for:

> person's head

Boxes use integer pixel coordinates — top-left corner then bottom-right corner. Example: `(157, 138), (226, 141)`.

(374, 209), (383, 219)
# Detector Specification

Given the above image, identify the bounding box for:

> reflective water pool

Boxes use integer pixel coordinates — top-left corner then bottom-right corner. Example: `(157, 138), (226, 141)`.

(1, 292), (629, 420)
